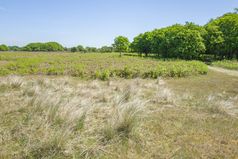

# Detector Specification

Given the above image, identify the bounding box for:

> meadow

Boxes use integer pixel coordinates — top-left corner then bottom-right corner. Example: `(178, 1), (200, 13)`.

(0, 52), (208, 80)
(0, 52), (237, 158)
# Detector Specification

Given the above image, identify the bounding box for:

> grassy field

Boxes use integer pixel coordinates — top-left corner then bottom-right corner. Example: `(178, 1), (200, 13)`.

(213, 60), (238, 70)
(0, 52), (237, 158)
(0, 52), (208, 79)
(0, 70), (237, 158)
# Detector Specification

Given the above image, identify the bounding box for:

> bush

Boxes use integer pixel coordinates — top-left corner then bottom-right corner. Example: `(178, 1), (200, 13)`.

(95, 70), (111, 80)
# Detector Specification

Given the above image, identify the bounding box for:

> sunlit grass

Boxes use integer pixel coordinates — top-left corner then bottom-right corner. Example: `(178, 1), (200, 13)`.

(213, 60), (238, 70)
(0, 52), (208, 79)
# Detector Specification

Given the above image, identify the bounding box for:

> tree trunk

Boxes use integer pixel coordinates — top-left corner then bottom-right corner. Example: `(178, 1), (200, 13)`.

(120, 52), (122, 57)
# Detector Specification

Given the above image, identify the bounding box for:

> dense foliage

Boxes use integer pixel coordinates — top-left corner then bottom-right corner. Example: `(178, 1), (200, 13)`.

(113, 36), (130, 53)
(206, 13), (238, 59)
(70, 45), (114, 53)
(131, 11), (238, 60)
(8, 46), (21, 51)
(0, 44), (9, 51)
(99, 46), (114, 53)
(22, 42), (64, 52)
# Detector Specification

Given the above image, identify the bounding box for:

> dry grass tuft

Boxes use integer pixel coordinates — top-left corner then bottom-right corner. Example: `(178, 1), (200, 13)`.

(102, 100), (143, 142)
(1, 73), (238, 158)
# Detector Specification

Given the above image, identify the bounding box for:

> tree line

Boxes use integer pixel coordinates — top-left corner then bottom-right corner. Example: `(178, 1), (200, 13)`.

(0, 42), (114, 53)
(114, 10), (238, 60)
(1, 9), (237, 60)
(69, 45), (113, 53)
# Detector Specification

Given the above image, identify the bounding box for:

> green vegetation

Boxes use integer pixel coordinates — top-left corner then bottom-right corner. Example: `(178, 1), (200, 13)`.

(70, 45), (86, 52)
(130, 10), (238, 60)
(8, 46), (21, 51)
(22, 42), (64, 52)
(213, 60), (238, 70)
(70, 45), (114, 53)
(0, 44), (9, 51)
(206, 13), (238, 59)
(99, 46), (114, 53)
(113, 36), (130, 56)
(1, 6), (238, 159)
(0, 52), (208, 79)
(131, 24), (206, 59)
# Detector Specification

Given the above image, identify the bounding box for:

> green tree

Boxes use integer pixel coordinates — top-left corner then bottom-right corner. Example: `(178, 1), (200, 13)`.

(45, 42), (64, 51)
(157, 24), (184, 58)
(169, 29), (206, 59)
(113, 36), (130, 56)
(77, 45), (86, 52)
(0, 44), (9, 51)
(185, 22), (207, 37)
(151, 24), (206, 59)
(71, 47), (78, 52)
(131, 32), (153, 56)
(85, 47), (98, 52)
(8, 46), (21, 51)
(22, 42), (64, 52)
(150, 29), (166, 57)
(208, 13), (238, 59)
(204, 25), (224, 58)
(100, 46), (114, 53)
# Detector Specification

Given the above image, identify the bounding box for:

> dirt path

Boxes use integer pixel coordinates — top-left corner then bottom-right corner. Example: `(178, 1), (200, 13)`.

(208, 66), (238, 77)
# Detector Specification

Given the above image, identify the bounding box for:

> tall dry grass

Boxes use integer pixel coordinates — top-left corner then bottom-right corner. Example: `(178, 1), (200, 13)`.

(0, 75), (237, 158)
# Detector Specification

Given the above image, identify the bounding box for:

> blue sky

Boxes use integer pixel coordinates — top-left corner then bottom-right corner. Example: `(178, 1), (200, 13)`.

(0, 0), (237, 47)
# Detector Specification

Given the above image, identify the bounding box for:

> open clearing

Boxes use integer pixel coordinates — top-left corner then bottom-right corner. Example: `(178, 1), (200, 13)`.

(0, 70), (237, 158)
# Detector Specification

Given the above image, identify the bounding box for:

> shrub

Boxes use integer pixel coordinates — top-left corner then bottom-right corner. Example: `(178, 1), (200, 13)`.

(95, 70), (111, 80)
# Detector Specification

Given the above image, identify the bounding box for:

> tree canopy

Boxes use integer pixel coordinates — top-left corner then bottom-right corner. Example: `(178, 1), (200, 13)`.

(113, 36), (130, 53)
(0, 44), (9, 51)
(131, 24), (206, 59)
(130, 10), (238, 60)
(207, 13), (238, 59)
(99, 46), (114, 53)
(22, 42), (64, 52)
